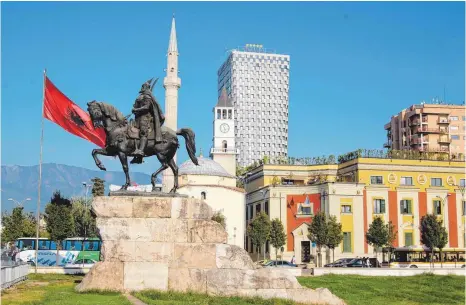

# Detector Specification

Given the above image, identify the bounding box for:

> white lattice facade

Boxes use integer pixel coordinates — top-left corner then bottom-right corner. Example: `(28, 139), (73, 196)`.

(217, 49), (290, 167)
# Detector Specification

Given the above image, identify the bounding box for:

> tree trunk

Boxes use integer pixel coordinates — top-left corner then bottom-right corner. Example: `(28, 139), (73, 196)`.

(332, 248), (335, 264)
(440, 249), (443, 268)
(256, 246), (259, 262)
(263, 243), (266, 260)
(431, 249), (434, 269)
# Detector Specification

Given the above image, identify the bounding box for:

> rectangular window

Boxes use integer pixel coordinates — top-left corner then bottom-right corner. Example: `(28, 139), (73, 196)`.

(452, 135), (459, 140)
(373, 199), (386, 214)
(433, 200), (442, 215)
(463, 201), (466, 216)
(431, 178), (442, 187)
(404, 232), (413, 247)
(400, 177), (413, 186)
(299, 205), (312, 215)
(450, 116), (459, 121)
(341, 205), (352, 213)
(265, 201), (269, 215)
(400, 200), (412, 214)
(460, 179), (466, 187)
(343, 232), (352, 253)
(370, 176), (383, 184)
(256, 204), (261, 215)
(450, 126), (459, 131)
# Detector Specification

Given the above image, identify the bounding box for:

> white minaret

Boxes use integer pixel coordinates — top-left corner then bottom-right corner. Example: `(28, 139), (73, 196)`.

(210, 88), (237, 177)
(162, 16), (181, 192)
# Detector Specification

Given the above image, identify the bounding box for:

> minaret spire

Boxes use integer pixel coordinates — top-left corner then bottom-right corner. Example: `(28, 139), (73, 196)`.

(168, 15), (178, 53)
(163, 15), (182, 192)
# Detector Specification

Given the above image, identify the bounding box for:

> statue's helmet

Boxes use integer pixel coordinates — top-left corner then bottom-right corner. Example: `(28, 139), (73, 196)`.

(140, 78), (153, 93)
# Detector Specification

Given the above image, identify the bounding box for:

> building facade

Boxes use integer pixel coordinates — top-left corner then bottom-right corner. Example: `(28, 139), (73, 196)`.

(384, 103), (465, 156)
(162, 16), (181, 192)
(244, 154), (466, 264)
(217, 45), (290, 167)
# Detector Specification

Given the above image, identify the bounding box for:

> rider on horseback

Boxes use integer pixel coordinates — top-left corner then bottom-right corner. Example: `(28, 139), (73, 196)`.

(131, 78), (165, 163)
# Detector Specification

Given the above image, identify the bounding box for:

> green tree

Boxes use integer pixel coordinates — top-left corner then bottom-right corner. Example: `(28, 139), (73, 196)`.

(326, 215), (343, 263)
(420, 214), (448, 268)
(45, 191), (74, 265)
(211, 211), (226, 229)
(308, 211), (328, 267)
(91, 177), (105, 197)
(269, 219), (286, 260)
(366, 217), (388, 261)
(1, 207), (37, 242)
(71, 198), (97, 238)
(247, 212), (271, 261)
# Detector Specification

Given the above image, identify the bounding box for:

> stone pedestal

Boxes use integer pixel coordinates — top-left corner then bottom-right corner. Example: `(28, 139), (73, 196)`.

(76, 196), (345, 305)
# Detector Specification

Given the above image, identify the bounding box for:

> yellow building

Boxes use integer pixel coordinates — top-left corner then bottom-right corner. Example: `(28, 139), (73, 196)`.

(244, 150), (466, 264)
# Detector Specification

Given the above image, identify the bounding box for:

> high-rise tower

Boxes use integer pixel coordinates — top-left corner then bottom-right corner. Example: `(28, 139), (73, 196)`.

(217, 45), (290, 167)
(162, 16), (181, 192)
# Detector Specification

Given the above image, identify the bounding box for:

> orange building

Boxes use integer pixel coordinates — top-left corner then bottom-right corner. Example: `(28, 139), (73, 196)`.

(384, 103), (465, 156)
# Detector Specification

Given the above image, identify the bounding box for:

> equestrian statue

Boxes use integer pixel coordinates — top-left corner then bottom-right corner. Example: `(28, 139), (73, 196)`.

(87, 78), (198, 193)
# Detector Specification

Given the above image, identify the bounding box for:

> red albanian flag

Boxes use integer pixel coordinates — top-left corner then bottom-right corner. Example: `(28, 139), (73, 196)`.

(43, 77), (106, 148)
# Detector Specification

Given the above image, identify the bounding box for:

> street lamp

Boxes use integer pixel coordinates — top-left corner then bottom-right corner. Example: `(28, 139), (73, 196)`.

(8, 198), (31, 208)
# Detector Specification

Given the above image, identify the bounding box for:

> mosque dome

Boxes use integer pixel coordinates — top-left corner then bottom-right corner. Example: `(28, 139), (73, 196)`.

(179, 155), (234, 178)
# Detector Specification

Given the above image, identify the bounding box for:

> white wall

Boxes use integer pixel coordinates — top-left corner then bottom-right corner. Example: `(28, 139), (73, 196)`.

(178, 185), (245, 248)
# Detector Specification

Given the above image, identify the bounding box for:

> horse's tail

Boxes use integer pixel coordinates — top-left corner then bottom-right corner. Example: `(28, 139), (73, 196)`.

(176, 128), (199, 166)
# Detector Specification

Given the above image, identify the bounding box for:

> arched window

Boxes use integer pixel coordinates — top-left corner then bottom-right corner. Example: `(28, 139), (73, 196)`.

(222, 140), (227, 152)
(228, 110), (232, 119)
(217, 109), (221, 119)
(222, 109), (227, 119)
(201, 192), (206, 200)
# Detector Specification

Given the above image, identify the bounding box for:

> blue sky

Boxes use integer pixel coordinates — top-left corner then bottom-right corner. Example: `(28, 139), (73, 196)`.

(2, 1), (465, 175)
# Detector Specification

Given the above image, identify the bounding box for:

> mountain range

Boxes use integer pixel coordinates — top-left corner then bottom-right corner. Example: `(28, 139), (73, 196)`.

(1, 163), (155, 212)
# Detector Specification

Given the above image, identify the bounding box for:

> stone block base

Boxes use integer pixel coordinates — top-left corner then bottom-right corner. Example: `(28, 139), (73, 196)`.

(77, 196), (345, 305)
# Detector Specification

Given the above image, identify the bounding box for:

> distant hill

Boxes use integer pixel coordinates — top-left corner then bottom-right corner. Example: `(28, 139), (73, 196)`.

(1, 163), (155, 212)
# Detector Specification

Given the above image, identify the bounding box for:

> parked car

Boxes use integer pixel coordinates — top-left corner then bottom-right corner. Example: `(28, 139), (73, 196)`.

(324, 258), (354, 267)
(340, 258), (365, 267)
(263, 260), (298, 268)
(65, 258), (96, 268)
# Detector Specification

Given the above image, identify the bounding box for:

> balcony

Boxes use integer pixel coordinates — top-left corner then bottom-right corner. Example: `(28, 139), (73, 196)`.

(410, 137), (427, 145)
(419, 146), (449, 152)
(416, 127), (448, 134)
(438, 136), (451, 144)
(210, 147), (240, 154)
(437, 118), (450, 124)
(383, 142), (392, 148)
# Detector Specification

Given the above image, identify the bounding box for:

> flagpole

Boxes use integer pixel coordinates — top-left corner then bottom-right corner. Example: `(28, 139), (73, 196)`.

(35, 69), (46, 273)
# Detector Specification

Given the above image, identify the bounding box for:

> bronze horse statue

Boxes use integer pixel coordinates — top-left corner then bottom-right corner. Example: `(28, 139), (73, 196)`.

(87, 101), (198, 193)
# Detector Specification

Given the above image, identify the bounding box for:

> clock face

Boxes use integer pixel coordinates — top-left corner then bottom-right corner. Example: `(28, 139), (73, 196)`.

(220, 123), (230, 133)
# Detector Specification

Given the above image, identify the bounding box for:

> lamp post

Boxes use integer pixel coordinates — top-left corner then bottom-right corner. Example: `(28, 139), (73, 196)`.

(8, 198), (31, 208)
(82, 182), (93, 264)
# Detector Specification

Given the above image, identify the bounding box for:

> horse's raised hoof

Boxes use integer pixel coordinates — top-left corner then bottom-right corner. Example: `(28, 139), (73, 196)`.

(120, 185), (129, 191)
(97, 164), (107, 171)
(169, 188), (177, 194)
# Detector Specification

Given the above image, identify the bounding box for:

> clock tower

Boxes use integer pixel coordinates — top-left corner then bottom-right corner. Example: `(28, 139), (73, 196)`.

(210, 88), (237, 177)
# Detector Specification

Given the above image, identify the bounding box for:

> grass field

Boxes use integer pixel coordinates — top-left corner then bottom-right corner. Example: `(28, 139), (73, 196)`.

(133, 290), (297, 305)
(298, 274), (465, 305)
(2, 273), (464, 305)
(1, 274), (131, 305)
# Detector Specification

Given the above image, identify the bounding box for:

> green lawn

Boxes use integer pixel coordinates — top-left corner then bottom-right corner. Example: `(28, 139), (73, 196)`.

(134, 290), (297, 305)
(298, 274), (465, 305)
(1, 274), (131, 305)
(3, 273), (464, 305)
